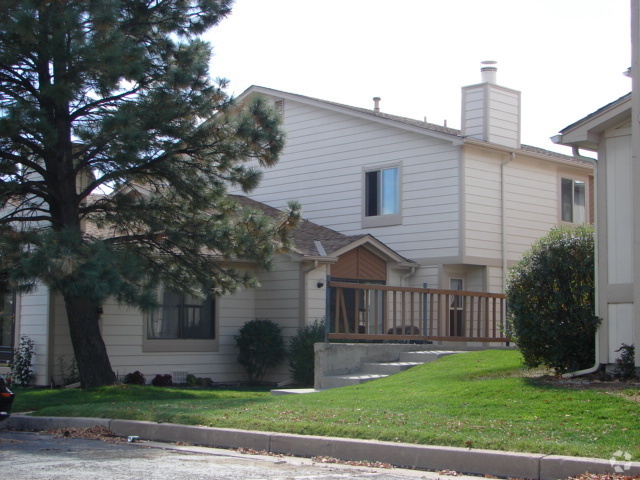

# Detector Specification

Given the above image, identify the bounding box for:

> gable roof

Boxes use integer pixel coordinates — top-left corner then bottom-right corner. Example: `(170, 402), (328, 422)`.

(232, 195), (414, 265)
(240, 85), (587, 167)
(553, 93), (632, 151)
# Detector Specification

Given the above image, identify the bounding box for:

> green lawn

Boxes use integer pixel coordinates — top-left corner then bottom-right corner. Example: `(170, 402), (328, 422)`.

(11, 350), (640, 460)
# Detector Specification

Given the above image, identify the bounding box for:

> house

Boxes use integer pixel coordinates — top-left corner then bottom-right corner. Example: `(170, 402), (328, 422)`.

(550, 1), (640, 371)
(2, 64), (597, 386)
(232, 63), (594, 297)
(1, 195), (414, 386)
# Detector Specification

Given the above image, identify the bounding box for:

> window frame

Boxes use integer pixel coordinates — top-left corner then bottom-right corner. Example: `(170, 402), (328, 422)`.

(361, 163), (402, 228)
(143, 286), (219, 353)
(559, 175), (588, 224)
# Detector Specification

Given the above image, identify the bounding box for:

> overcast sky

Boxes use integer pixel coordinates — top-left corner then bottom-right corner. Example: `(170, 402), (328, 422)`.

(205, 0), (632, 154)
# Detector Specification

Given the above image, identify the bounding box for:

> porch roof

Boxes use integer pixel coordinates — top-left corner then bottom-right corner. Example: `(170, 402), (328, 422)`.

(232, 195), (414, 264)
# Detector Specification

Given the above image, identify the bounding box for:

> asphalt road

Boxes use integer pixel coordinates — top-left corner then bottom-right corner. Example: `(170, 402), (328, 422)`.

(0, 429), (482, 480)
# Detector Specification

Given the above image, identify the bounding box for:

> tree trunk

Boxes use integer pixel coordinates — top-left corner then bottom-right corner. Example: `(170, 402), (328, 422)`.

(63, 295), (117, 387)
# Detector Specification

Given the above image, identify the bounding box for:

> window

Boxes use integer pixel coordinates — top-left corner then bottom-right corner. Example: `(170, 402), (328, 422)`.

(147, 288), (215, 340)
(365, 167), (399, 217)
(561, 178), (586, 224)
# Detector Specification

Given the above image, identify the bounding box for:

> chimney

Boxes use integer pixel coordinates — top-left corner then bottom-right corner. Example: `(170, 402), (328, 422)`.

(461, 61), (521, 149)
(373, 97), (381, 113)
(481, 60), (498, 84)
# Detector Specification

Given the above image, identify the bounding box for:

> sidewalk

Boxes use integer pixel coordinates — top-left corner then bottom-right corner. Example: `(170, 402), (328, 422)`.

(3, 414), (639, 480)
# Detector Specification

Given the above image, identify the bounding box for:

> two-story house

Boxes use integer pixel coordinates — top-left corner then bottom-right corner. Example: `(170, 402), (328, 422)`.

(2, 64), (596, 386)
(234, 64), (593, 299)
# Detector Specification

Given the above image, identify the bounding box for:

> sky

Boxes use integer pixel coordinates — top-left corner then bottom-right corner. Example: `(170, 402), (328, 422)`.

(205, 0), (633, 155)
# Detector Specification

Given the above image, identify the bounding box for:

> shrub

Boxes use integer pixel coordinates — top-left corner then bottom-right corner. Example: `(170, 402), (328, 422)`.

(151, 374), (173, 387)
(123, 371), (146, 385)
(506, 225), (601, 374)
(185, 374), (197, 387)
(288, 318), (325, 386)
(56, 356), (80, 386)
(235, 318), (285, 384)
(614, 344), (636, 380)
(10, 335), (35, 387)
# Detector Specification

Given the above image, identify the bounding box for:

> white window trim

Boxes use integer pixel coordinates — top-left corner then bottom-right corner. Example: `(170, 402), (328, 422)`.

(361, 163), (403, 228)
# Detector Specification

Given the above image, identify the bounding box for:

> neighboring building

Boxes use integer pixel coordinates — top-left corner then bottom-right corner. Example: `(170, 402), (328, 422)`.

(550, 0), (640, 370)
(233, 64), (594, 296)
(3, 196), (413, 385)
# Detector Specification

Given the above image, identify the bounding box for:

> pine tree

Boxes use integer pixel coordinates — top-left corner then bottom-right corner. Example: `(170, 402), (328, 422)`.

(0, 0), (299, 387)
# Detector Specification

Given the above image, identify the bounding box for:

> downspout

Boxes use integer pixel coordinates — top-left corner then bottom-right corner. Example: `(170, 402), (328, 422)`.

(400, 265), (417, 287)
(501, 153), (515, 291)
(560, 146), (600, 378)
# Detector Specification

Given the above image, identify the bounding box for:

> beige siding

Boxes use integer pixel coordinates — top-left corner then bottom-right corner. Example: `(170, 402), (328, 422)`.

(15, 285), (50, 385)
(239, 99), (461, 262)
(305, 263), (330, 325)
(464, 147), (589, 263)
(605, 131), (633, 284)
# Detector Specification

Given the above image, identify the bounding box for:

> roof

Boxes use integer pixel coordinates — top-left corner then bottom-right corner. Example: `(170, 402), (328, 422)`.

(560, 93), (632, 135)
(241, 86), (587, 167)
(554, 93), (632, 152)
(232, 195), (413, 263)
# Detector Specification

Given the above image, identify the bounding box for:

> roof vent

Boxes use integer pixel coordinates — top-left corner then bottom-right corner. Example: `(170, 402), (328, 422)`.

(481, 60), (498, 84)
(373, 97), (381, 113)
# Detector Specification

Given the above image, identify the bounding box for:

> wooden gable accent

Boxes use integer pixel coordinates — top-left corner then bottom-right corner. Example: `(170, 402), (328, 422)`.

(331, 246), (387, 282)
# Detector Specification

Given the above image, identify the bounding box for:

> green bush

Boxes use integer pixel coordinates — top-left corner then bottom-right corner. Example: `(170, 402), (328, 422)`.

(235, 318), (285, 384)
(506, 225), (601, 374)
(10, 335), (35, 387)
(288, 318), (325, 386)
(614, 344), (637, 380)
(123, 371), (146, 385)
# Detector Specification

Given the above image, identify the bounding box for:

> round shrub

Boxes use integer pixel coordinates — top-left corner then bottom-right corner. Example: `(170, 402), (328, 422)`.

(288, 318), (325, 386)
(151, 374), (173, 387)
(123, 370), (146, 385)
(235, 318), (285, 384)
(506, 225), (601, 374)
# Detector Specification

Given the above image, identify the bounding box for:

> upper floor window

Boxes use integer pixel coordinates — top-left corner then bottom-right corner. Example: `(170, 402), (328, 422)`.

(147, 288), (215, 340)
(365, 167), (399, 217)
(362, 165), (402, 228)
(561, 178), (586, 224)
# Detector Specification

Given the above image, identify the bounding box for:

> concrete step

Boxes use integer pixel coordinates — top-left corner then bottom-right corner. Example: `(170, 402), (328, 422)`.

(321, 373), (388, 389)
(398, 350), (465, 363)
(319, 350), (470, 390)
(361, 361), (422, 375)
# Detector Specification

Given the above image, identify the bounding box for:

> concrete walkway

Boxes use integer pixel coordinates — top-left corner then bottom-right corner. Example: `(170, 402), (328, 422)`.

(3, 414), (639, 480)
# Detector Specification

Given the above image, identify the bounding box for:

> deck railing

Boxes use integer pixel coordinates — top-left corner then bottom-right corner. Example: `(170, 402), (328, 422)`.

(326, 280), (509, 343)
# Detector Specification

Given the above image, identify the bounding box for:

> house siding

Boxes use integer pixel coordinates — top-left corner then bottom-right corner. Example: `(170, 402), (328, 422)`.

(15, 285), (50, 385)
(464, 146), (590, 265)
(240, 99), (462, 262)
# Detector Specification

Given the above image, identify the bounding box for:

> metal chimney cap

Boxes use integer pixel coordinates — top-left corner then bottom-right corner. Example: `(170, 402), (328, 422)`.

(373, 97), (381, 113)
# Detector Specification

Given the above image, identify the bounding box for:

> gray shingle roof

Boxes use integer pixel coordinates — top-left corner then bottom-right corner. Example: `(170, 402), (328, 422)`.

(232, 195), (412, 262)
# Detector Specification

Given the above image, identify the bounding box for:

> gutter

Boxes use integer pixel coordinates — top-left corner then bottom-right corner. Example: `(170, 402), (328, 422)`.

(552, 141), (601, 378)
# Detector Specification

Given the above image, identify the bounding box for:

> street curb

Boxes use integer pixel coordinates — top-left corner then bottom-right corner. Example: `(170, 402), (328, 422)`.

(3, 415), (639, 480)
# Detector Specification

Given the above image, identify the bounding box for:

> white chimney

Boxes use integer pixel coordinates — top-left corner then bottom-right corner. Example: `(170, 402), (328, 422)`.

(461, 61), (521, 149)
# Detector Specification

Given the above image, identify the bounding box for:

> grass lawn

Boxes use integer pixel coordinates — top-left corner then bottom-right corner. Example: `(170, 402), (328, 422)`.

(10, 350), (640, 460)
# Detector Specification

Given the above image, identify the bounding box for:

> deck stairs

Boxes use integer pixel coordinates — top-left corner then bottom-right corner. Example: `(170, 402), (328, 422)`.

(319, 350), (467, 390)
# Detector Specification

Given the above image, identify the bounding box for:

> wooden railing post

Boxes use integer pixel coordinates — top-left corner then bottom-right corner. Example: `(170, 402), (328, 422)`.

(324, 275), (331, 343)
